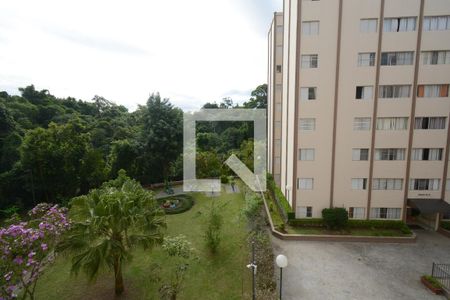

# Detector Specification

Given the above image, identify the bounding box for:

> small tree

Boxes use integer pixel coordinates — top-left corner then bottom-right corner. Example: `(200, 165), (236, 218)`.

(58, 171), (166, 295)
(322, 208), (348, 230)
(203, 204), (223, 254)
(0, 203), (70, 300)
(159, 235), (195, 300)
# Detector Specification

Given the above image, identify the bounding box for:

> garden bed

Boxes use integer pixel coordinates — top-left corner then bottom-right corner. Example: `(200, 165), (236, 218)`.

(157, 194), (194, 214)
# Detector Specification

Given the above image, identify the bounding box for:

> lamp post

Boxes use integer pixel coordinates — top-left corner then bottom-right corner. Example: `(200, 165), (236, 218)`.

(276, 254), (288, 300)
(247, 241), (257, 300)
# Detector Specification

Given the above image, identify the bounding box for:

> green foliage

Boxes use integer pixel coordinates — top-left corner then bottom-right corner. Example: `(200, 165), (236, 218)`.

(322, 208), (349, 230)
(441, 221), (450, 230)
(58, 171), (166, 295)
(139, 93), (183, 183)
(422, 275), (443, 289)
(196, 151), (221, 178)
(266, 174), (293, 220)
(162, 235), (195, 259)
(242, 191), (263, 221)
(288, 218), (324, 227)
(220, 174), (229, 184)
(203, 203), (223, 254)
(242, 84), (267, 109)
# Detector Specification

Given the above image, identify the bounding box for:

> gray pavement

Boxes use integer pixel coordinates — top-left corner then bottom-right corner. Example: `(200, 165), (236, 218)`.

(271, 230), (450, 300)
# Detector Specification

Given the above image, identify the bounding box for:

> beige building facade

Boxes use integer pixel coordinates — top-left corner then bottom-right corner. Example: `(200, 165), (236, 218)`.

(267, 0), (450, 226)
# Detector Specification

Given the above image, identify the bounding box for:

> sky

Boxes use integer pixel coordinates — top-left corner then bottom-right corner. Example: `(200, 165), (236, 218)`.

(0, 0), (282, 111)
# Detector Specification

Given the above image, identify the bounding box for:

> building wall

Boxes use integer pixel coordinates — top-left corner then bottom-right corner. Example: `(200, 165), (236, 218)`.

(267, 13), (284, 187)
(269, 0), (450, 220)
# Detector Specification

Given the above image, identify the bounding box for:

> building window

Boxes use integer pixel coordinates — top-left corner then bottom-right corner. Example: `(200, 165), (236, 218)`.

(352, 148), (369, 161)
(381, 52), (414, 66)
(379, 85), (411, 98)
(417, 85), (449, 98)
(360, 19), (378, 33)
(276, 65), (282, 73)
(370, 208), (401, 219)
(297, 178), (314, 190)
(301, 54), (318, 68)
(299, 148), (315, 161)
(422, 51), (450, 65)
(276, 25), (283, 35)
(299, 118), (316, 131)
(414, 117), (446, 129)
(383, 17), (416, 32)
(373, 178), (403, 190)
(355, 86), (373, 100)
(357, 52), (376, 67)
(301, 87), (317, 100)
(297, 206), (313, 218)
(302, 21), (319, 35)
(423, 16), (450, 31)
(375, 148), (405, 160)
(412, 148), (443, 161)
(376, 117), (408, 130)
(353, 117), (371, 131)
(409, 179), (440, 191)
(349, 207), (365, 219)
(352, 178), (367, 190)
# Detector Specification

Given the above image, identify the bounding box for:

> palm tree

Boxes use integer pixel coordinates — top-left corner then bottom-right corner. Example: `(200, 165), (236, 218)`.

(59, 170), (166, 295)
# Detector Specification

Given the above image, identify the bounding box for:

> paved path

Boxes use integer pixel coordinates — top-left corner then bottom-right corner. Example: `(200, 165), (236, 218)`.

(155, 183), (241, 199)
(271, 230), (450, 300)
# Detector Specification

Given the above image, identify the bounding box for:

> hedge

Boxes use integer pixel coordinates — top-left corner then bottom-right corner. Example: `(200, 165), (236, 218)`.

(288, 218), (411, 233)
(267, 174), (294, 220)
(441, 221), (450, 231)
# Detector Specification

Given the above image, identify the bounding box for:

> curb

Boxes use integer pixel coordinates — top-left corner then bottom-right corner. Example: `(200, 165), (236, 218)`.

(261, 191), (417, 243)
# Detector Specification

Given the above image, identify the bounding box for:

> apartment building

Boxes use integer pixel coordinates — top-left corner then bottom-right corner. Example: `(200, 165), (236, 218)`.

(267, 0), (450, 228)
(268, 12), (284, 187)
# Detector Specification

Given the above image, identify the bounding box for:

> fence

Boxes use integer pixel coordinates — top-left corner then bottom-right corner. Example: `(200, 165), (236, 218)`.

(432, 263), (450, 291)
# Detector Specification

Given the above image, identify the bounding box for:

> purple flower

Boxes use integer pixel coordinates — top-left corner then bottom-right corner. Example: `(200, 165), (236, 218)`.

(41, 243), (48, 251)
(13, 256), (23, 265)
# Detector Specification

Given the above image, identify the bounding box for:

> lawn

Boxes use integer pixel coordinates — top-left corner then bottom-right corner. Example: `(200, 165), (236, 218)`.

(33, 190), (252, 300)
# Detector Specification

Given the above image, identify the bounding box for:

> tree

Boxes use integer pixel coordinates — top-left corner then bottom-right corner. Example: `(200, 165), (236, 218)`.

(0, 203), (70, 300)
(58, 171), (166, 295)
(243, 84), (267, 109)
(203, 203), (223, 254)
(140, 93), (183, 183)
(20, 120), (105, 203)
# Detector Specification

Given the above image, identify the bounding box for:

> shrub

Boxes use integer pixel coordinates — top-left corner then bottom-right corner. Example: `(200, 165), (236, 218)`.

(441, 221), (450, 231)
(266, 174), (294, 219)
(288, 218), (323, 227)
(203, 204), (223, 254)
(422, 275), (443, 289)
(242, 192), (263, 221)
(220, 174), (229, 184)
(322, 208), (348, 230)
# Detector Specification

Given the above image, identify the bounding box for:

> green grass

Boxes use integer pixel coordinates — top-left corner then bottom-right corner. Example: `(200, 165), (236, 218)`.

(34, 191), (252, 300)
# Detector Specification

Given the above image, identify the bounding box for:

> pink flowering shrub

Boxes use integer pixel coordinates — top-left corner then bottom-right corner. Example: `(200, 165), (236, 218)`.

(0, 203), (70, 300)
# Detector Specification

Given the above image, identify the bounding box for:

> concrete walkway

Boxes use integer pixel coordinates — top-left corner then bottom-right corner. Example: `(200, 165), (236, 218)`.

(155, 183), (241, 199)
(271, 230), (450, 300)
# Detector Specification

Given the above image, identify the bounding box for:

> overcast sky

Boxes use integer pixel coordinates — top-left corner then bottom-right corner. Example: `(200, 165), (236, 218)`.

(0, 0), (282, 111)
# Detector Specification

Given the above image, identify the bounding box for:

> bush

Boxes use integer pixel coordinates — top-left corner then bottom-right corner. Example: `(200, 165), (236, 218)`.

(288, 218), (323, 227)
(204, 204), (223, 254)
(220, 174), (229, 184)
(422, 275), (443, 289)
(266, 174), (294, 219)
(441, 221), (450, 231)
(242, 192), (263, 221)
(322, 208), (348, 230)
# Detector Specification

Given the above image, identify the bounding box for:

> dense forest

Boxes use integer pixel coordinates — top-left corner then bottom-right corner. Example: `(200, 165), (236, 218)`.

(0, 84), (267, 212)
